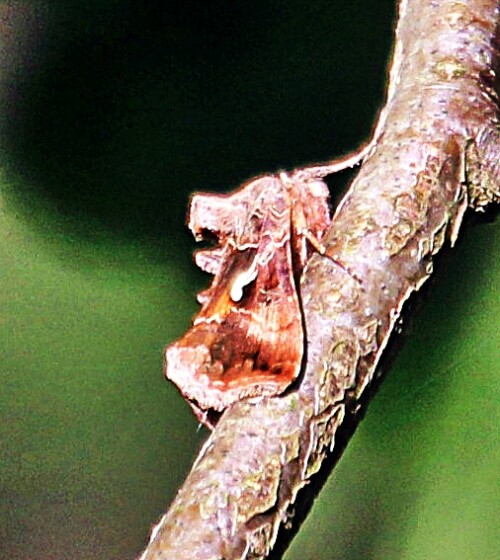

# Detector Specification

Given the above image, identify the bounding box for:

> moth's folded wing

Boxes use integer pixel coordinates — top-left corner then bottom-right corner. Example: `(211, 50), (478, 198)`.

(165, 241), (303, 412)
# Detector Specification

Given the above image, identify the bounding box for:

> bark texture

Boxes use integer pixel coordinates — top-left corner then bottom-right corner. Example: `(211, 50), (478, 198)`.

(140, 1), (499, 558)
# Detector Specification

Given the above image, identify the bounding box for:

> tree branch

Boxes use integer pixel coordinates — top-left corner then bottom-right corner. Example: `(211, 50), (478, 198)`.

(139, 0), (499, 558)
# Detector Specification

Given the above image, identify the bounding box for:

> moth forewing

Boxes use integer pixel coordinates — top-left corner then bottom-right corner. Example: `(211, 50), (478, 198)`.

(166, 172), (333, 427)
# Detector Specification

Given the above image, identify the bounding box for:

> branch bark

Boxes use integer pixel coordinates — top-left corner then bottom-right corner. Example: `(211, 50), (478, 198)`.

(140, 1), (499, 558)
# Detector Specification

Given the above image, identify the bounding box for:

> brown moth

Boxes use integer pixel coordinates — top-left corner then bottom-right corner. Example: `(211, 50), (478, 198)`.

(165, 171), (331, 427)
(164, 146), (370, 427)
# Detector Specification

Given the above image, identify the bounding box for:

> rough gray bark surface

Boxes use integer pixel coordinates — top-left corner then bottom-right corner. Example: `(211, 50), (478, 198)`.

(140, 1), (499, 558)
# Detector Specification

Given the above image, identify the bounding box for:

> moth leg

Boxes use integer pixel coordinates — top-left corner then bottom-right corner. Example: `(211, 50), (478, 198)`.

(298, 228), (327, 255)
(323, 250), (364, 285)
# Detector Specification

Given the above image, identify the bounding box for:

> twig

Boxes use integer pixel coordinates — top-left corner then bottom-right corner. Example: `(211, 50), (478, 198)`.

(139, 0), (499, 558)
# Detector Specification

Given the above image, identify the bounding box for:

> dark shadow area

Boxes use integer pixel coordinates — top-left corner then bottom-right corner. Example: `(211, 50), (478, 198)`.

(323, 164), (362, 211)
(2, 1), (394, 239)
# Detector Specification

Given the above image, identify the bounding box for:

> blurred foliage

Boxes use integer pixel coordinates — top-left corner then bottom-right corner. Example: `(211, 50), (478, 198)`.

(0, 2), (497, 559)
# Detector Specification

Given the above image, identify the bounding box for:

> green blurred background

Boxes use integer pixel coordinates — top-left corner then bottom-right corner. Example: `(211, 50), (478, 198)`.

(0, 2), (498, 559)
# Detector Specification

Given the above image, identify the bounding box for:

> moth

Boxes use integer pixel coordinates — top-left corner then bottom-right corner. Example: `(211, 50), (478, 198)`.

(165, 149), (369, 427)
